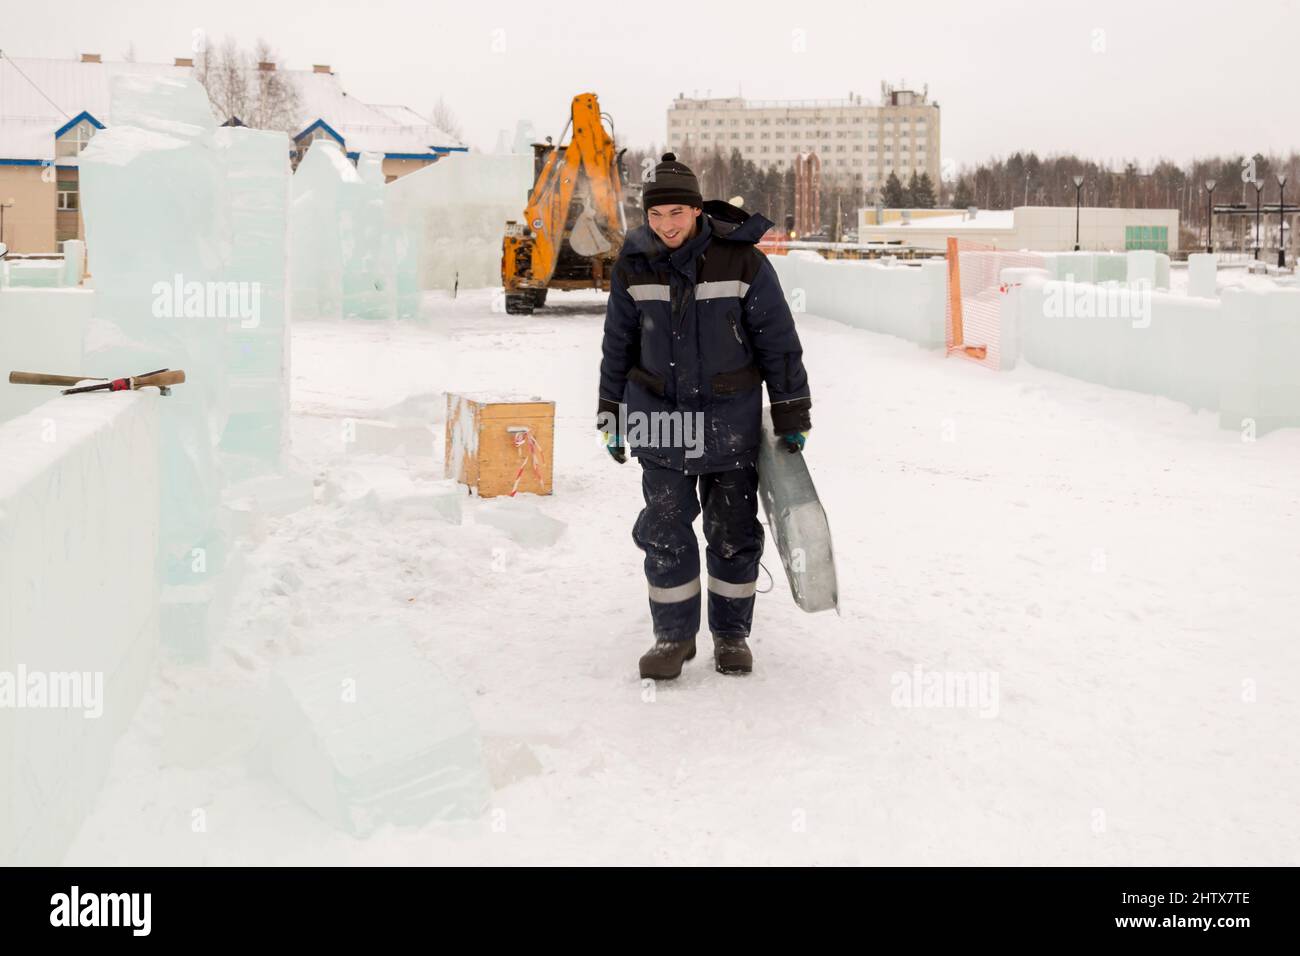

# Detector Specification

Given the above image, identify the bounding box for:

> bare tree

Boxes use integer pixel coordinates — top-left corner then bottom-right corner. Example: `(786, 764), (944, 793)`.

(192, 33), (211, 90)
(248, 39), (301, 131)
(195, 36), (300, 133)
(430, 97), (464, 141)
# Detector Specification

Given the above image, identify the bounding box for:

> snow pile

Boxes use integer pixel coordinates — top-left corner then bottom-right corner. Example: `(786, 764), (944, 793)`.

(0, 393), (160, 864)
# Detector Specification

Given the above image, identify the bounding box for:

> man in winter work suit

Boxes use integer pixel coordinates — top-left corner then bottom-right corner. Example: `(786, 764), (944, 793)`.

(597, 153), (812, 680)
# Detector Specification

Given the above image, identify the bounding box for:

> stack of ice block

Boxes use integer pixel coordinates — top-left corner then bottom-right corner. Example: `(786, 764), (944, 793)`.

(78, 75), (231, 583)
(343, 152), (394, 321)
(1219, 287), (1300, 433)
(384, 152), (533, 292)
(216, 125), (291, 473)
(1188, 253), (1218, 299)
(78, 74), (293, 657)
(290, 142), (395, 321)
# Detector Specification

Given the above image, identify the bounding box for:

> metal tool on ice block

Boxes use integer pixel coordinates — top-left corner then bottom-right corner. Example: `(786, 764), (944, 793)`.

(8, 368), (186, 396)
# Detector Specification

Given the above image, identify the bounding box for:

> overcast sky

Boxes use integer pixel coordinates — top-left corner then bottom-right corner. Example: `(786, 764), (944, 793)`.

(7, 0), (1299, 169)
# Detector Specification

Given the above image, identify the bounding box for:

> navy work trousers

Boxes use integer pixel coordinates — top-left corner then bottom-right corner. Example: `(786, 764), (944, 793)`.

(632, 459), (764, 641)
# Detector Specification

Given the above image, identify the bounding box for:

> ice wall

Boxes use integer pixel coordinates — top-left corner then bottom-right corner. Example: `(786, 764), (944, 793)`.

(78, 74), (292, 657)
(0, 288), (92, 423)
(217, 125), (292, 474)
(1010, 273), (1300, 427)
(385, 152), (534, 292)
(0, 393), (160, 864)
(78, 75), (229, 570)
(289, 143), (394, 321)
(1219, 287), (1300, 433)
(776, 247), (1300, 435)
(290, 140), (353, 321)
(344, 152), (394, 321)
(769, 252), (948, 348)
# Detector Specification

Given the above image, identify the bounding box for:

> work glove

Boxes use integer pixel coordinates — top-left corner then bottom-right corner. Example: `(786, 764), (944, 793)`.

(780, 431), (809, 454)
(605, 432), (627, 464)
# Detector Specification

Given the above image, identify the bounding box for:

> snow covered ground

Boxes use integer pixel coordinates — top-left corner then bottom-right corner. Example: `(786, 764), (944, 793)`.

(66, 287), (1300, 865)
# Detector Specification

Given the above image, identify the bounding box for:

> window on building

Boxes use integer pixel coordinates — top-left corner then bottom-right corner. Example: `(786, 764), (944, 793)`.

(55, 119), (98, 157)
(57, 179), (79, 210)
(1125, 225), (1168, 250)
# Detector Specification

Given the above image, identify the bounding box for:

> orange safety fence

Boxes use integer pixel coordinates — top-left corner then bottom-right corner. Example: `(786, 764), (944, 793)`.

(945, 237), (1046, 368)
(757, 228), (790, 256)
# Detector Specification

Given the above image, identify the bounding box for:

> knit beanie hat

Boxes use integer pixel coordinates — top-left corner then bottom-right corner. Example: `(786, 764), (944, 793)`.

(642, 152), (702, 210)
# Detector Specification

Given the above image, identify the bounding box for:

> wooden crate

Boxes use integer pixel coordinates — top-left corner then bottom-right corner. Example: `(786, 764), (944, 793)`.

(445, 394), (555, 498)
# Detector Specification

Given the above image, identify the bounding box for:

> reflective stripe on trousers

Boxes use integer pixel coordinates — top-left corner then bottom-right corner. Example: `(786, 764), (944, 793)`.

(632, 460), (763, 640)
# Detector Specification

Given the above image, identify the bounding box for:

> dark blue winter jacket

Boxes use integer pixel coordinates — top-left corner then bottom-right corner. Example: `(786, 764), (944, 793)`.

(597, 200), (812, 474)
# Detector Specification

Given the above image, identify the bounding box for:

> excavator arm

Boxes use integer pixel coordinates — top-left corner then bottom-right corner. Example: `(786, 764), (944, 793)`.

(502, 93), (626, 314)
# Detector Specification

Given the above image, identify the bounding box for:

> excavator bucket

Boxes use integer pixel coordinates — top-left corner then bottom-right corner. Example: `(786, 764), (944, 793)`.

(568, 200), (612, 258)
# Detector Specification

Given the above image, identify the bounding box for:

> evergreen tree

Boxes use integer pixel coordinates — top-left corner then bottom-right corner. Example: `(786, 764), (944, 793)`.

(728, 149), (752, 205)
(951, 177), (975, 209)
(911, 172), (937, 208)
(882, 171), (907, 207)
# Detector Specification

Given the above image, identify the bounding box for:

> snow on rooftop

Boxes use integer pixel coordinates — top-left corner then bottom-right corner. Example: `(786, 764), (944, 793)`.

(869, 210), (1017, 231)
(0, 55), (462, 161)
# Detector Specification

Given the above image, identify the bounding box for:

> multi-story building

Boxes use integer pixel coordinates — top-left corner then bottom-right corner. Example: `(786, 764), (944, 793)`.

(0, 53), (465, 253)
(666, 83), (940, 196)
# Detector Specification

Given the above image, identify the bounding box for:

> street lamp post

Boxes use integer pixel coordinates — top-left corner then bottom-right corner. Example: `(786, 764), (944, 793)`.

(1278, 173), (1289, 269)
(1204, 179), (1216, 254)
(1073, 174), (1084, 251)
(1254, 180), (1264, 259)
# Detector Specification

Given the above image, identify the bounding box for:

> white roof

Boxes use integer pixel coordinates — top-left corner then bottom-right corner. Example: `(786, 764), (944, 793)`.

(289, 73), (463, 155)
(0, 55), (462, 161)
(867, 210), (1017, 231)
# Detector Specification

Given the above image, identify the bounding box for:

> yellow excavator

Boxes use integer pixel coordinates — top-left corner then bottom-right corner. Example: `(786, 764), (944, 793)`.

(501, 93), (627, 315)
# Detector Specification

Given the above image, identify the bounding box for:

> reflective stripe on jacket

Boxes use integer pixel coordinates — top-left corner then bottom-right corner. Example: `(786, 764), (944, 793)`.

(597, 199), (812, 474)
